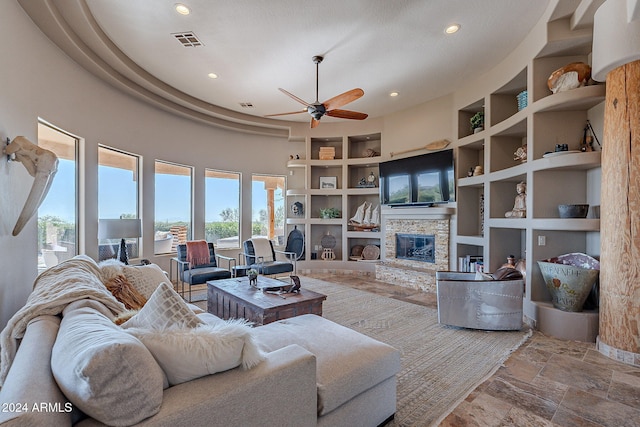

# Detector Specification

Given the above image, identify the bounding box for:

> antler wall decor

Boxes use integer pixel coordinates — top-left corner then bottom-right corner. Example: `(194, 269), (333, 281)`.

(3, 136), (59, 236)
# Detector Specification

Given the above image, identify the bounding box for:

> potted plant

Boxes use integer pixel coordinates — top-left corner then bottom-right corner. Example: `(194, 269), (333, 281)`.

(320, 207), (341, 219)
(247, 268), (258, 286)
(470, 111), (484, 133)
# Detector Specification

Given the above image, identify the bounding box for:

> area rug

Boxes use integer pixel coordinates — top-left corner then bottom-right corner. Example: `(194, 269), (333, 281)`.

(191, 277), (531, 427)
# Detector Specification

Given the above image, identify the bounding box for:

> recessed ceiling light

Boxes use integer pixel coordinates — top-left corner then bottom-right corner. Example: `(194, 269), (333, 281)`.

(390, 92), (399, 97)
(445, 24), (460, 34)
(208, 73), (218, 79)
(175, 4), (190, 15)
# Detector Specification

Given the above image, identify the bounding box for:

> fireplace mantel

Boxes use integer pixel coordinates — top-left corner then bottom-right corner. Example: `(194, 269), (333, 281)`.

(380, 205), (455, 220)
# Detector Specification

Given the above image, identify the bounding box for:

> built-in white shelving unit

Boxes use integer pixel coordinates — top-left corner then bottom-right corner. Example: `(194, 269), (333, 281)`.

(286, 133), (382, 272)
(452, 43), (605, 340)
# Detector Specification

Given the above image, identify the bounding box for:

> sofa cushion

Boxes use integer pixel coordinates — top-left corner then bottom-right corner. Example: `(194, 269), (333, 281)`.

(122, 263), (169, 299)
(252, 314), (401, 416)
(122, 282), (203, 330)
(51, 300), (164, 426)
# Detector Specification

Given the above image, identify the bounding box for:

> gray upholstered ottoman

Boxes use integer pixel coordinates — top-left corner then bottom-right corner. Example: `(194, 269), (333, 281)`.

(436, 271), (524, 330)
(252, 314), (400, 427)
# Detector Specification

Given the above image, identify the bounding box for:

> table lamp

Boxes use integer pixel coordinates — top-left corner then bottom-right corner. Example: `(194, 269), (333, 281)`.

(98, 218), (142, 265)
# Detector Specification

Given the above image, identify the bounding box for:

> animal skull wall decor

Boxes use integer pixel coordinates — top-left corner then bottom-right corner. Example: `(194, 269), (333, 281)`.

(3, 136), (59, 236)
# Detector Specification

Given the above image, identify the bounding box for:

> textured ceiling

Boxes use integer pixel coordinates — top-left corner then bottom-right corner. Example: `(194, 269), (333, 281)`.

(81, 0), (551, 124)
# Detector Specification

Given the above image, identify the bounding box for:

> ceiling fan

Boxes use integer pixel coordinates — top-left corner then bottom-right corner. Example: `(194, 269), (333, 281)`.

(266, 55), (368, 128)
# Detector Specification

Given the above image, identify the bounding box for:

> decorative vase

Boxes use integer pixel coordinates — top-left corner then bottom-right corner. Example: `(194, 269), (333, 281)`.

(537, 253), (600, 312)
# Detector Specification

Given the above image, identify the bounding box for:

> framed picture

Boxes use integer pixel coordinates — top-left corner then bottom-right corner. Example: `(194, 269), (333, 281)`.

(319, 176), (337, 189)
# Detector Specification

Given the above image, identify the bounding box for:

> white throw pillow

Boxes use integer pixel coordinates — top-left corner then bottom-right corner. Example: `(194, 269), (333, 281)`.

(123, 283), (265, 386)
(122, 282), (203, 330)
(122, 263), (169, 299)
(127, 319), (264, 386)
(51, 300), (164, 425)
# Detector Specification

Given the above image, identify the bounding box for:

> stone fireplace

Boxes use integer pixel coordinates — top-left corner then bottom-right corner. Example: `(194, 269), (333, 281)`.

(375, 206), (453, 292)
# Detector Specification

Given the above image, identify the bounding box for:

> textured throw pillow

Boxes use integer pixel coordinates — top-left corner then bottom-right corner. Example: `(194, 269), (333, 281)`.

(104, 275), (147, 310)
(51, 300), (164, 426)
(126, 319), (265, 386)
(122, 282), (203, 330)
(122, 263), (170, 299)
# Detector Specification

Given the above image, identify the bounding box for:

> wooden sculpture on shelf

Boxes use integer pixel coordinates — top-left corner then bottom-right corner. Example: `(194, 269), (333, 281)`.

(3, 136), (59, 236)
(505, 182), (527, 218)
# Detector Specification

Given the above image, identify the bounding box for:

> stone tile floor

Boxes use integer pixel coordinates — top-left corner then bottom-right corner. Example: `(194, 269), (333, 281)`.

(304, 272), (640, 427)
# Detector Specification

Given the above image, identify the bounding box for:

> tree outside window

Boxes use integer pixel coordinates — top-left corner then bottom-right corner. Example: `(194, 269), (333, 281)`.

(252, 174), (285, 245)
(205, 169), (240, 248)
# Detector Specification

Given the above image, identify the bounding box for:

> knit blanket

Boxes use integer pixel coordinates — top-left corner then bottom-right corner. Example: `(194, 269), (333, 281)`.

(186, 240), (210, 267)
(0, 256), (125, 388)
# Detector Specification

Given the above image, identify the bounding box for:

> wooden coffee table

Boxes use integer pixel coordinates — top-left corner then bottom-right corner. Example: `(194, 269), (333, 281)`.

(207, 276), (327, 326)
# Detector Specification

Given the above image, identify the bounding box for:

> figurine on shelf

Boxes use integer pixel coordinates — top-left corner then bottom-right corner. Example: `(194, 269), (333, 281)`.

(290, 201), (304, 216)
(505, 181), (527, 218)
(514, 144), (527, 163)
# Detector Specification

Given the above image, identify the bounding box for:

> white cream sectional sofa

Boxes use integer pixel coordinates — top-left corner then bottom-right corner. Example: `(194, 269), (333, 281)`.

(0, 256), (400, 427)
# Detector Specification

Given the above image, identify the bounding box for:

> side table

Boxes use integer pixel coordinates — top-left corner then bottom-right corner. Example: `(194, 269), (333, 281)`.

(232, 264), (252, 277)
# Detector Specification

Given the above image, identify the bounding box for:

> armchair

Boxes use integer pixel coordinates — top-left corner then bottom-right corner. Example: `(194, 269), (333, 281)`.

(175, 242), (234, 301)
(241, 238), (296, 278)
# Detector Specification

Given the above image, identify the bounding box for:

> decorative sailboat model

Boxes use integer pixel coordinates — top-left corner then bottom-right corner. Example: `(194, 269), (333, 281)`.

(348, 201), (380, 231)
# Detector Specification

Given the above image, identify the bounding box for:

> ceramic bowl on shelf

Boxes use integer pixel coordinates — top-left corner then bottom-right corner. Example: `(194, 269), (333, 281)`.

(558, 204), (589, 218)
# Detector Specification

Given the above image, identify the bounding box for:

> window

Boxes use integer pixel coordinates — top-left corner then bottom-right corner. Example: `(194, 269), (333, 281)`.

(98, 146), (140, 261)
(37, 122), (79, 270)
(154, 160), (193, 253)
(251, 174), (285, 245)
(205, 169), (240, 248)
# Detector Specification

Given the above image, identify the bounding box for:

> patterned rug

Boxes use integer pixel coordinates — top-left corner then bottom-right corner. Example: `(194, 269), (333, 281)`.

(191, 277), (531, 427)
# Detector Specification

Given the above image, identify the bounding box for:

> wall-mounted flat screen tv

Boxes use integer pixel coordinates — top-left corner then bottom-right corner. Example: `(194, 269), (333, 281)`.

(379, 149), (455, 207)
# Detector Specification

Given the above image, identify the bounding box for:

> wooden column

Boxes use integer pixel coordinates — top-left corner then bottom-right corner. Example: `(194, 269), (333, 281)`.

(599, 60), (640, 364)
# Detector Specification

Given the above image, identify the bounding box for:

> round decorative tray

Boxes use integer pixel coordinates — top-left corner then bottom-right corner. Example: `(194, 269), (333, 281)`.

(321, 233), (336, 249)
(351, 244), (365, 257)
(361, 245), (380, 260)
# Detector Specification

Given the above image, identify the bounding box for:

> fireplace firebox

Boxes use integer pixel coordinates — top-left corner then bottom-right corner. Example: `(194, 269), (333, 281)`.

(395, 233), (435, 263)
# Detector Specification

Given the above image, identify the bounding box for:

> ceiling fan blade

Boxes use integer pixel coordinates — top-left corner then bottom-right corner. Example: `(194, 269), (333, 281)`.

(279, 88), (311, 107)
(310, 117), (320, 128)
(325, 109), (368, 120)
(264, 109), (307, 117)
(322, 88), (364, 111)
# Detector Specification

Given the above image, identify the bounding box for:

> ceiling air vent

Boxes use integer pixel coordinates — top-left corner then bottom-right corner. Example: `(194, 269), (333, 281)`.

(239, 102), (254, 108)
(172, 32), (203, 47)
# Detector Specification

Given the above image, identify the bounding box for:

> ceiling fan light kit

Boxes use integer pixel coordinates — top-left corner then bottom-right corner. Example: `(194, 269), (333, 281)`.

(266, 55), (368, 128)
